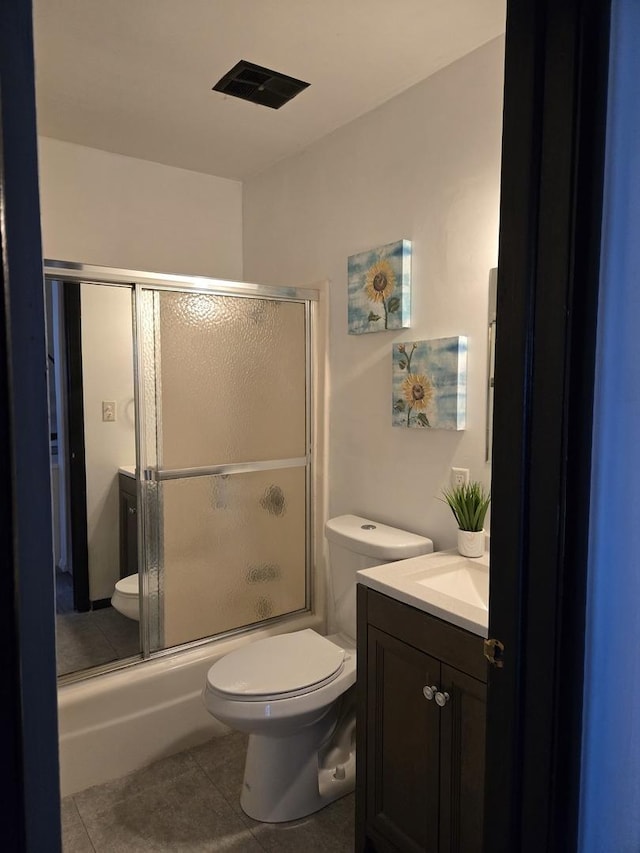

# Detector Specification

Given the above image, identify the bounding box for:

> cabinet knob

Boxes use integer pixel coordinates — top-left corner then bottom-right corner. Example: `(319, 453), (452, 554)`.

(128, 506), (137, 515)
(422, 685), (438, 701)
(435, 691), (450, 708)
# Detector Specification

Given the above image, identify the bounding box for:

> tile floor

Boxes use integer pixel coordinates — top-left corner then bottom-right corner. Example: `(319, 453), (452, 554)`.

(62, 731), (355, 852)
(56, 567), (141, 676)
(56, 608), (140, 676)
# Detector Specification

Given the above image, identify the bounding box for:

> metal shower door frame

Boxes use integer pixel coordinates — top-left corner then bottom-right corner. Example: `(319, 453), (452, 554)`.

(133, 278), (317, 660)
(43, 260), (318, 669)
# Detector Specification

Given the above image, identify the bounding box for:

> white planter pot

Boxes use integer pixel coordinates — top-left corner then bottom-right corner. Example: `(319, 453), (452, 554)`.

(457, 529), (485, 558)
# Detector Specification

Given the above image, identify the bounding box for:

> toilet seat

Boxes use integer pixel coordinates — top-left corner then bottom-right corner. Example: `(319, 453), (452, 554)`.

(206, 629), (346, 701)
(115, 574), (138, 598)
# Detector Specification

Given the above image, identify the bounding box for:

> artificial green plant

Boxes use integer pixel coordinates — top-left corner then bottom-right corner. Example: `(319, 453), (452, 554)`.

(441, 481), (490, 532)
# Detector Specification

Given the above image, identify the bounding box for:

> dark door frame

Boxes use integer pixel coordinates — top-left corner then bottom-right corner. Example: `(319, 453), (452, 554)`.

(0, 0), (62, 847)
(484, 0), (611, 850)
(62, 281), (91, 612)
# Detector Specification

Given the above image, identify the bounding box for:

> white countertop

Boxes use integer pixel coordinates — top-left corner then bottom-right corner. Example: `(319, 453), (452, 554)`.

(118, 465), (136, 478)
(357, 548), (489, 637)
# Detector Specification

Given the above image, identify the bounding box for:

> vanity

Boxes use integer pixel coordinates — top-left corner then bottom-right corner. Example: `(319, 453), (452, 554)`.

(355, 550), (489, 852)
(118, 466), (138, 579)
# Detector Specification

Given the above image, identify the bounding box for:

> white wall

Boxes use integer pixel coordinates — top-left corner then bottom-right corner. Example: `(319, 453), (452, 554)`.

(81, 284), (135, 601)
(243, 38), (504, 551)
(38, 137), (243, 280)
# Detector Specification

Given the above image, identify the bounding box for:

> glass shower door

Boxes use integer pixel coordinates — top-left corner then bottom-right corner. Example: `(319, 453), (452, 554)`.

(137, 287), (311, 652)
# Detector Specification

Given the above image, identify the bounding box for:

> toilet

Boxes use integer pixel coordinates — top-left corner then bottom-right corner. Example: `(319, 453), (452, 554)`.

(202, 514), (433, 823)
(111, 573), (140, 621)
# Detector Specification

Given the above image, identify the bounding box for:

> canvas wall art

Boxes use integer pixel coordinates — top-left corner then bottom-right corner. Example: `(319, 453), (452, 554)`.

(348, 239), (411, 334)
(392, 336), (467, 430)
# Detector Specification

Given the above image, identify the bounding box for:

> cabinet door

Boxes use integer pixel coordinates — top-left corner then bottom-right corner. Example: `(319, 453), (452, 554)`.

(438, 664), (487, 853)
(366, 626), (441, 852)
(119, 488), (138, 579)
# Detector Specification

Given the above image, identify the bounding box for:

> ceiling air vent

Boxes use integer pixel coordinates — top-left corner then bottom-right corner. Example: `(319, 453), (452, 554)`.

(212, 60), (310, 109)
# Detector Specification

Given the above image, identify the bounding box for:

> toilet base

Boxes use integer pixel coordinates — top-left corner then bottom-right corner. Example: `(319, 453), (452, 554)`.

(111, 573), (140, 621)
(240, 709), (355, 822)
(110, 590), (140, 621)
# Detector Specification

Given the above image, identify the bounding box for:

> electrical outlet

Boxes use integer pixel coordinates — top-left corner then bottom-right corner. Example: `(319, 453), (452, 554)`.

(451, 467), (470, 488)
(102, 401), (116, 422)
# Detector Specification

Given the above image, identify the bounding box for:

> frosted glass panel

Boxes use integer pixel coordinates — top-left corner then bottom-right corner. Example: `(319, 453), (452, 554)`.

(138, 289), (160, 470)
(157, 292), (307, 468)
(160, 467), (307, 648)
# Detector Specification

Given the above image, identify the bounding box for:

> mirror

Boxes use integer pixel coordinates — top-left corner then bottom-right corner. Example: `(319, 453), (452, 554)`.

(486, 268), (497, 463)
(46, 279), (140, 676)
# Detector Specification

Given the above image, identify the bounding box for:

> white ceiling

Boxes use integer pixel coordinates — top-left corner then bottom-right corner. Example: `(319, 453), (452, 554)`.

(33, 1), (505, 181)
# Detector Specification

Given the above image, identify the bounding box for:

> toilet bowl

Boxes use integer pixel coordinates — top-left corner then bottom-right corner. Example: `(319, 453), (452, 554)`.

(111, 573), (140, 621)
(204, 629), (357, 823)
(202, 514), (434, 823)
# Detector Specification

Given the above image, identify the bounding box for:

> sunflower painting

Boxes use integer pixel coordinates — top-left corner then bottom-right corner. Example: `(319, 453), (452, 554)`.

(348, 240), (411, 334)
(392, 337), (467, 430)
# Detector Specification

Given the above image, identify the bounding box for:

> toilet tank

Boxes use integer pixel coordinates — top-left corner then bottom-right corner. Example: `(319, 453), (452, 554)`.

(325, 514), (433, 638)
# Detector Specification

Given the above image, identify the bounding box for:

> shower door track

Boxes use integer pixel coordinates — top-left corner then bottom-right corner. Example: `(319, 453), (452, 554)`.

(44, 259), (319, 303)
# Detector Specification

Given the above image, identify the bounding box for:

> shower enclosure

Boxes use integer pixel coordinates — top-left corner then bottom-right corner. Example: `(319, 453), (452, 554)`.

(46, 261), (317, 681)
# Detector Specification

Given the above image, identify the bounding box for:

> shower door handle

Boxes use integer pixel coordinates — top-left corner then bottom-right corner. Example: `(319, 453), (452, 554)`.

(151, 457), (308, 481)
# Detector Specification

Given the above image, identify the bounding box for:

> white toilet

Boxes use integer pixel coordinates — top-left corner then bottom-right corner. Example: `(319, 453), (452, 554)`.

(202, 514), (433, 823)
(111, 573), (140, 621)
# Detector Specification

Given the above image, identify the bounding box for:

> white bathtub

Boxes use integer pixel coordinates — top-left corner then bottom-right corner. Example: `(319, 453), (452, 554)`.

(58, 611), (324, 795)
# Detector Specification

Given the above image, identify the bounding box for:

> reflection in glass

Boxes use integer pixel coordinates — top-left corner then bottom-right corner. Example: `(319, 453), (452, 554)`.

(46, 280), (141, 677)
(486, 268), (497, 463)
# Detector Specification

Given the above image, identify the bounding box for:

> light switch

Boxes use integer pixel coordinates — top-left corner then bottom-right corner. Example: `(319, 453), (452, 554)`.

(102, 401), (116, 422)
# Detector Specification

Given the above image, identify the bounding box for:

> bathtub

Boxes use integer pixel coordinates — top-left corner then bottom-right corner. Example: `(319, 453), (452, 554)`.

(58, 611), (324, 795)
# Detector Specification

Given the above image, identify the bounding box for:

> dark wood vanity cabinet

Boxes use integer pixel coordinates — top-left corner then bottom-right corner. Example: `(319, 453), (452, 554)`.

(356, 585), (487, 853)
(118, 473), (138, 579)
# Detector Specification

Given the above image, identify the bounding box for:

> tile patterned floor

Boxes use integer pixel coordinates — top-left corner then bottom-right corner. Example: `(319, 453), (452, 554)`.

(55, 566), (140, 676)
(56, 607), (140, 676)
(62, 732), (355, 852)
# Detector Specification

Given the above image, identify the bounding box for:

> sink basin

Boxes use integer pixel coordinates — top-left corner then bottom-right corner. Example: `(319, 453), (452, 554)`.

(409, 559), (488, 610)
(357, 549), (489, 636)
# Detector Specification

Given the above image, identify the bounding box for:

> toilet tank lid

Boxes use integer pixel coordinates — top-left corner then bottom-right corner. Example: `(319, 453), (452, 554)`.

(325, 514), (433, 561)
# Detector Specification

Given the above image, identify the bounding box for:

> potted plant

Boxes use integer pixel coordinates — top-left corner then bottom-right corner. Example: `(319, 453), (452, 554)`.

(441, 481), (490, 558)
